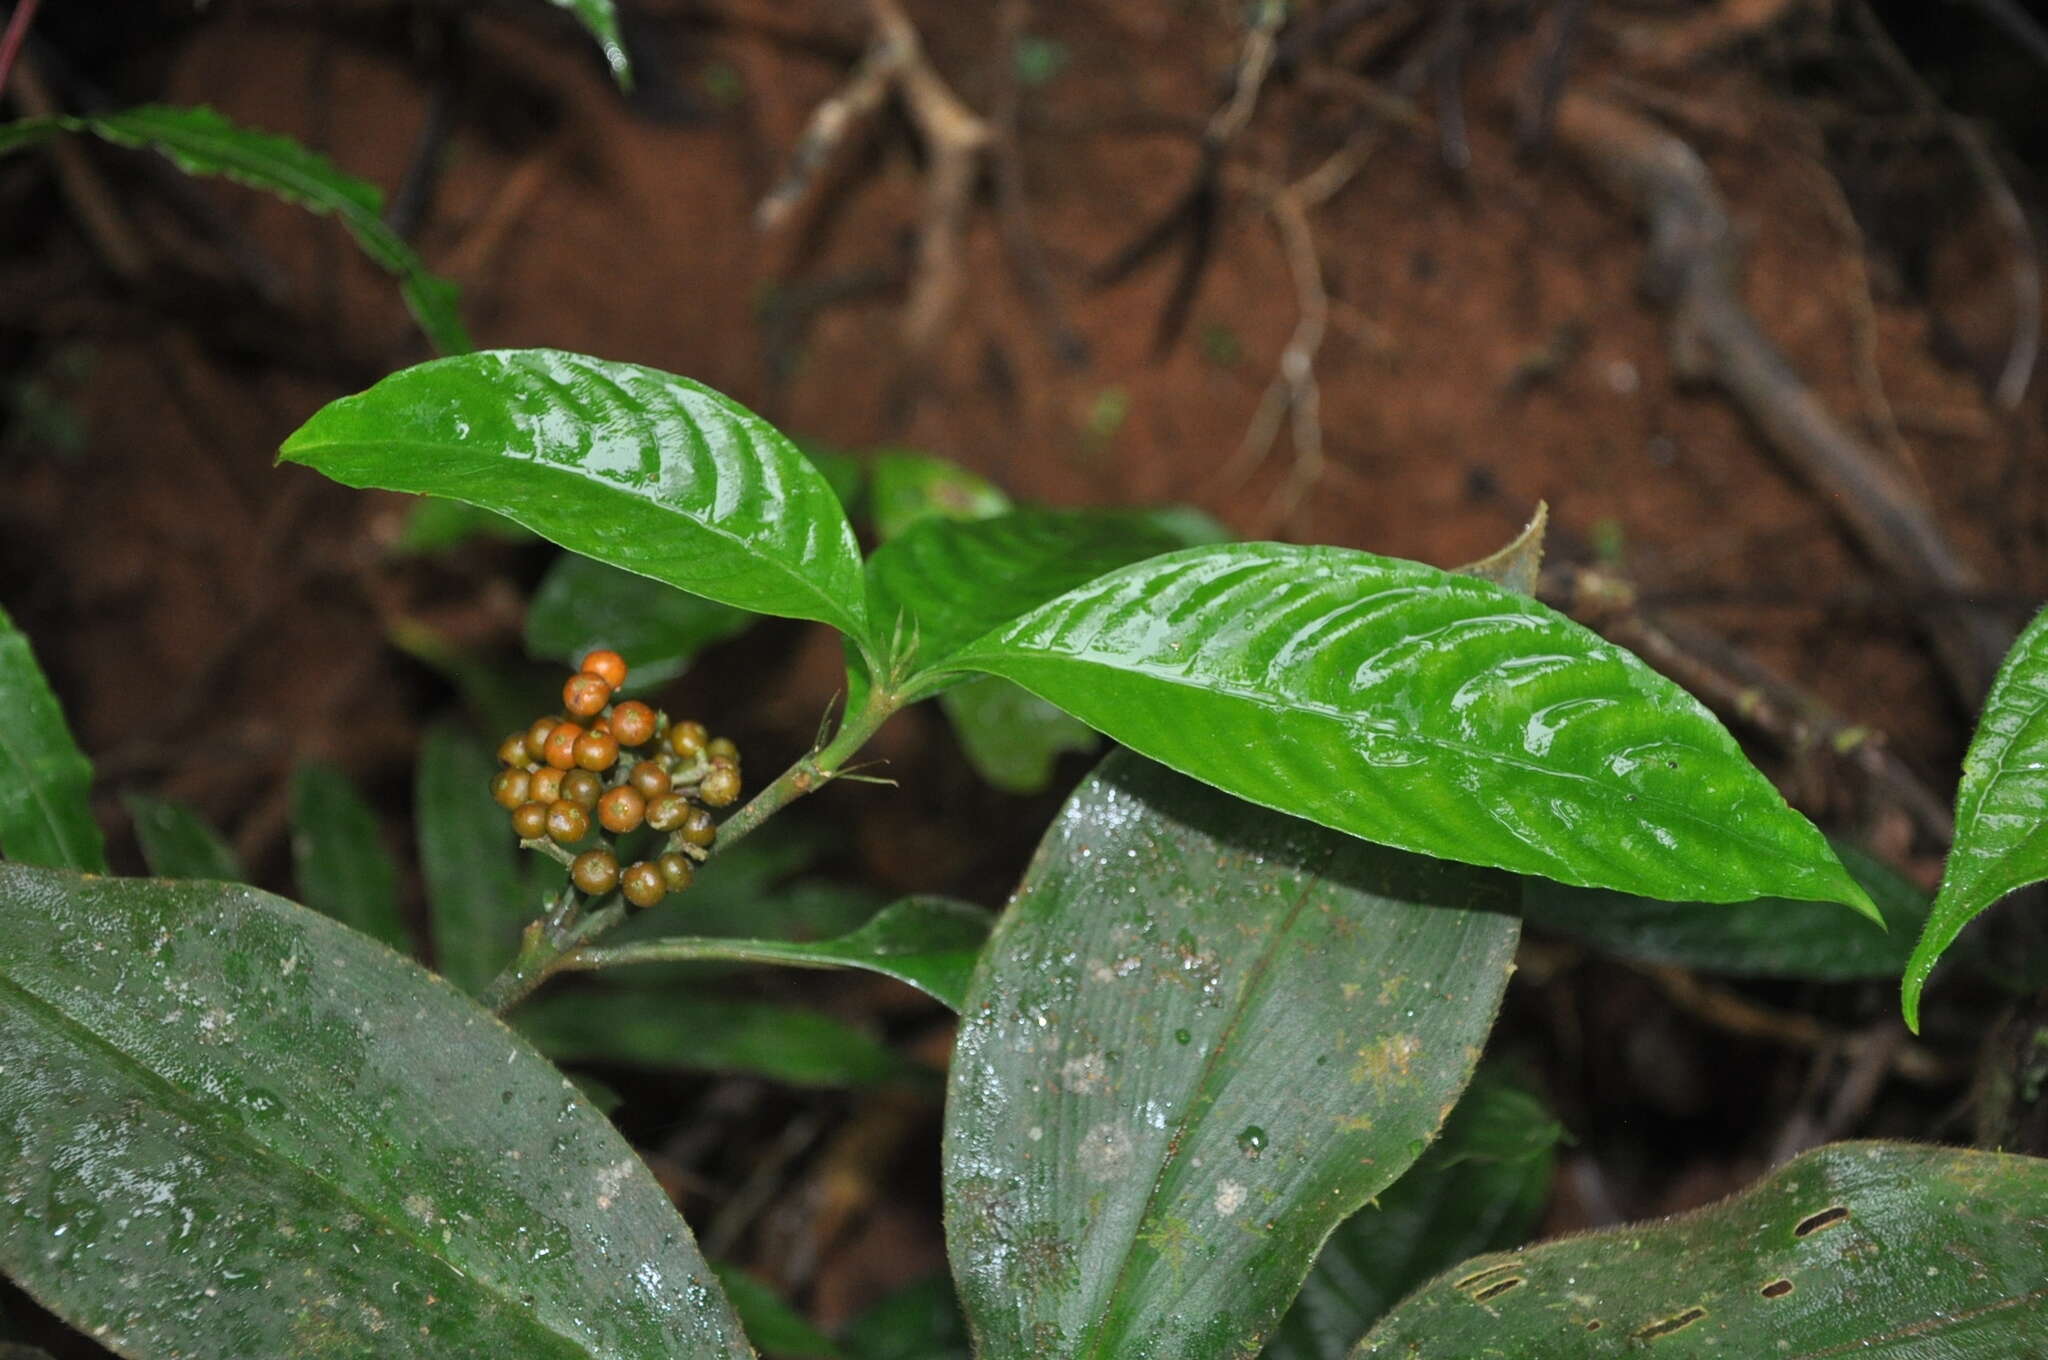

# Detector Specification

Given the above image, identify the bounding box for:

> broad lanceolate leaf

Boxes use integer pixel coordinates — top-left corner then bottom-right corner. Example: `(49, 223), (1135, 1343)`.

(1265, 1070), (1559, 1360)
(289, 760), (411, 953)
(944, 753), (1520, 1360)
(572, 896), (995, 1012)
(870, 451), (1012, 541)
(548, 0), (633, 88)
(282, 351), (870, 644)
(944, 544), (1875, 914)
(417, 722), (530, 994)
(123, 792), (246, 882)
(1357, 1141), (2048, 1358)
(518, 988), (903, 1088)
(526, 553), (754, 691)
(0, 106), (468, 354)
(940, 676), (1100, 795)
(1904, 605), (2048, 1031)
(1524, 839), (1931, 981)
(869, 509), (1192, 690)
(0, 605), (104, 872)
(0, 862), (750, 1359)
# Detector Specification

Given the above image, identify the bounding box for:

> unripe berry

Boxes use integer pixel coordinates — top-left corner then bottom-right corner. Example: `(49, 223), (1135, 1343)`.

(491, 768), (532, 810)
(561, 769), (604, 808)
(526, 716), (561, 753)
(574, 730), (620, 772)
(546, 800), (590, 844)
(610, 700), (656, 747)
(668, 720), (708, 759)
(543, 722), (584, 770)
(581, 649), (629, 690)
(645, 793), (690, 832)
(706, 737), (740, 765)
(620, 860), (666, 909)
(598, 785), (646, 834)
(511, 802), (549, 839)
(680, 807), (717, 848)
(657, 852), (695, 892)
(699, 765), (743, 808)
(628, 760), (671, 799)
(498, 732), (533, 768)
(528, 767), (565, 805)
(564, 671), (611, 719)
(572, 849), (620, 896)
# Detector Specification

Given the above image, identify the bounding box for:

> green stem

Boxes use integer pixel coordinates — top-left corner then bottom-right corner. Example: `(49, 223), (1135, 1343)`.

(558, 937), (854, 976)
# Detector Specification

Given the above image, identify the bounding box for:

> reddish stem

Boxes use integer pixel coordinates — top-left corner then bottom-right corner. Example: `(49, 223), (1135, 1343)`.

(0, 0), (42, 103)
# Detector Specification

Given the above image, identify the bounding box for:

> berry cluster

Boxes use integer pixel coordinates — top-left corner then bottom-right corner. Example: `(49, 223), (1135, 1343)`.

(490, 649), (743, 910)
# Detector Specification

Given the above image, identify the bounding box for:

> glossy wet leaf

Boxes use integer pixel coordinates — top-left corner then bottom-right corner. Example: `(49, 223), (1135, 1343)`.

(1266, 1070), (1559, 1360)
(1357, 1141), (2048, 1357)
(0, 106), (468, 354)
(289, 761), (410, 953)
(0, 861), (750, 1359)
(1904, 605), (2048, 1030)
(123, 792), (245, 883)
(944, 752), (1521, 1359)
(944, 544), (1874, 913)
(517, 988), (903, 1088)
(869, 509), (1192, 689)
(840, 1277), (971, 1360)
(939, 676), (1100, 795)
(1524, 840), (1930, 980)
(870, 450), (1012, 541)
(712, 1265), (843, 1359)
(0, 604), (104, 872)
(526, 553), (754, 691)
(281, 350), (870, 644)
(548, 0), (632, 87)
(1452, 503), (1548, 598)
(573, 896), (995, 1011)
(417, 723), (530, 994)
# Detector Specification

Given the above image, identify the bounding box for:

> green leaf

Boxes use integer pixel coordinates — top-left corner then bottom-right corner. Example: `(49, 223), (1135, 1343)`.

(526, 553), (755, 691)
(389, 618), (562, 739)
(840, 1277), (971, 1360)
(0, 605), (105, 872)
(1357, 1141), (2048, 1357)
(1904, 605), (2048, 1030)
(1266, 1070), (1559, 1359)
(289, 761), (411, 953)
(940, 675), (1100, 795)
(123, 792), (245, 882)
(571, 896), (995, 1012)
(1452, 502), (1548, 598)
(392, 498), (535, 554)
(943, 752), (1521, 1359)
(712, 1265), (844, 1359)
(869, 509), (1191, 689)
(944, 544), (1875, 914)
(281, 350), (871, 646)
(1525, 839), (1931, 980)
(0, 861), (750, 1359)
(548, 0), (633, 88)
(870, 451), (1012, 541)
(417, 722), (530, 994)
(0, 106), (468, 354)
(517, 987), (904, 1088)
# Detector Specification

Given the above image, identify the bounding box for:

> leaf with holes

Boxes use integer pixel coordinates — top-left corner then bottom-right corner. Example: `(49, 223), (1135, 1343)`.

(290, 761), (410, 953)
(941, 544), (1874, 912)
(944, 752), (1520, 1360)
(525, 553), (754, 692)
(280, 351), (871, 647)
(416, 723), (530, 994)
(1357, 1141), (2048, 1357)
(0, 605), (104, 873)
(1903, 605), (2048, 1030)
(0, 861), (751, 1359)
(124, 792), (245, 883)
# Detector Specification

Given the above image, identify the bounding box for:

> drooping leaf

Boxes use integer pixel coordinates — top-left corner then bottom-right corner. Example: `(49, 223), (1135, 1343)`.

(712, 1265), (844, 1359)
(123, 792), (245, 882)
(1524, 839), (1929, 980)
(571, 896), (995, 1012)
(547, 0), (633, 88)
(943, 544), (1875, 914)
(281, 351), (872, 645)
(517, 987), (903, 1088)
(1903, 604), (2048, 1030)
(0, 604), (105, 872)
(944, 752), (1520, 1360)
(1452, 502), (1548, 598)
(0, 106), (468, 354)
(940, 675), (1100, 795)
(869, 509), (1191, 688)
(417, 722), (531, 994)
(392, 498), (535, 554)
(1265, 1070), (1559, 1360)
(839, 1277), (971, 1360)
(1357, 1141), (2048, 1357)
(526, 553), (755, 691)
(289, 760), (411, 953)
(870, 451), (1012, 541)
(0, 861), (750, 1359)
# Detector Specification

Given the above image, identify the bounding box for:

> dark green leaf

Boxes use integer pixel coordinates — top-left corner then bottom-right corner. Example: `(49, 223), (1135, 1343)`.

(940, 675), (1099, 795)
(1525, 839), (1930, 979)
(794, 441), (865, 517)
(547, 0), (633, 88)
(0, 106), (468, 354)
(0, 862), (749, 1359)
(571, 896), (995, 1012)
(289, 761), (411, 953)
(869, 509), (1190, 688)
(712, 1265), (843, 1359)
(944, 753), (1521, 1359)
(944, 544), (1876, 914)
(1358, 1141), (2048, 1358)
(517, 988), (902, 1088)
(870, 451), (1012, 541)
(0, 605), (105, 872)
(526, 553), (755, 691)
(1266, 1069), (1559, 1359)
(1904, 605), (2048, 1030)
(123, 792), (245, 882)
(417, 722), (530, 994)
(840, 1277), (971, 1360)
(389, 618), (562, 739)
(392, 498), (535, 554)
(1452, 503), (1548, 598)
(281, 351), (870, 646)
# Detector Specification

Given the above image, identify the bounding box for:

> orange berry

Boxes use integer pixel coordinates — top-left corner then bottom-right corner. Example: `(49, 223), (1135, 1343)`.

(611, 700), (656, 747)
(564, 671), (611, 719)
(574, 730), (620, 772)
(581, 649), (628, 690)
(543, 722), (584, 770)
